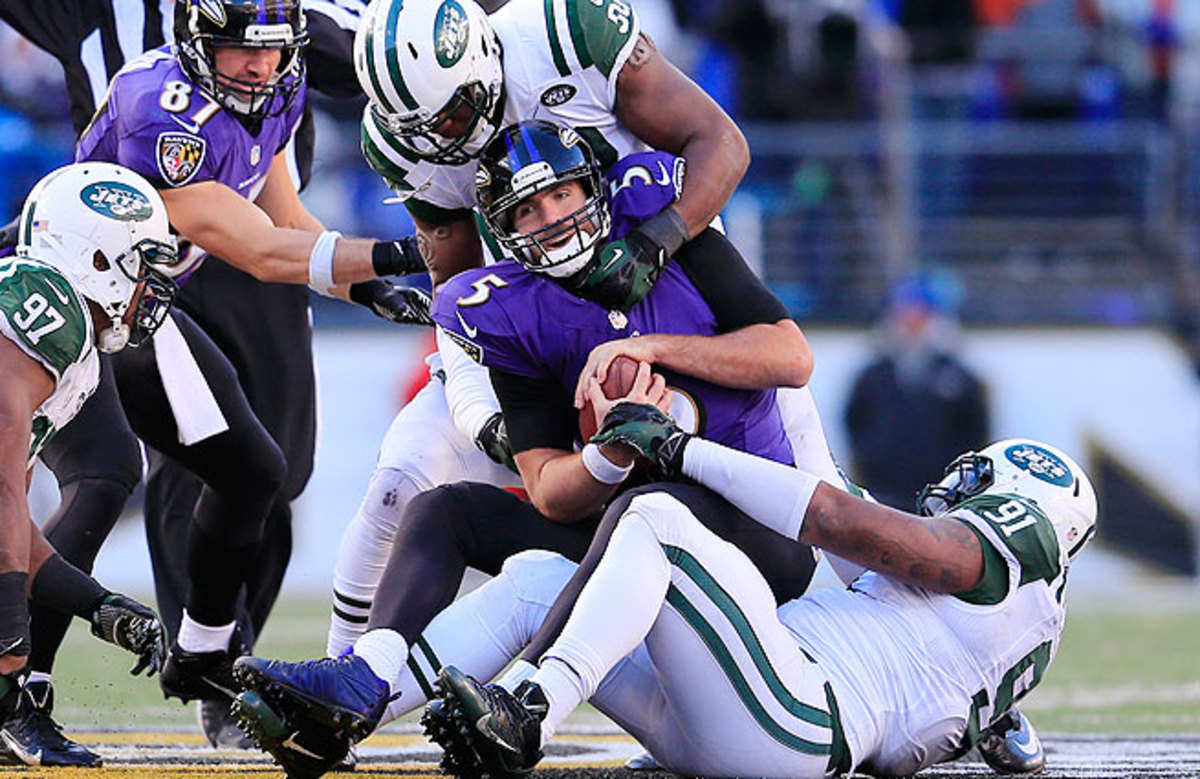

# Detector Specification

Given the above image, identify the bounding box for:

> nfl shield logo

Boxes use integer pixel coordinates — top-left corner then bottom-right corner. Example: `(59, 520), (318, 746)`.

(156, 132), (207, 186)
(250, 144), (261, 166)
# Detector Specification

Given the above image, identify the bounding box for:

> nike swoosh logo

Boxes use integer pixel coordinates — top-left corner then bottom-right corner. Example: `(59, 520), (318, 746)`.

(456, 310), (478, 339)
(0, 637), (25, 655)
(1009, 729), (1040, 757)
(201, 675), (240, 700)
(169, 114), (202, 134)
(47, 284), (72, 306)
(655, 161), (671, 185)
(1, 729), (42, 765)
(282, 732), (323, 759)
(475, 714), (519, 753)
(600, 248), (624, 272)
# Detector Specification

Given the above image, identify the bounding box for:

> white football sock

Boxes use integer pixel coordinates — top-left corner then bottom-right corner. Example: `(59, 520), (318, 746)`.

(352, 629), (408, 693)
(327, 468), (423, 657)
(177, 611), (236, 653)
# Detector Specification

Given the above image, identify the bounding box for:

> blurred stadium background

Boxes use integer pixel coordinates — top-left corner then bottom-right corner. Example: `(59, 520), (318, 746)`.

(3, 0), (1199, 759)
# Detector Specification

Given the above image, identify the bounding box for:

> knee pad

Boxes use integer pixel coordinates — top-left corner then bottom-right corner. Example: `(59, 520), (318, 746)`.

(498, 550), (577, 608)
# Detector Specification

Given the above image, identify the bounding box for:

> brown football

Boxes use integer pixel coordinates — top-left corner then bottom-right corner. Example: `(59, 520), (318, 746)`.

(578, 355), (641, 442)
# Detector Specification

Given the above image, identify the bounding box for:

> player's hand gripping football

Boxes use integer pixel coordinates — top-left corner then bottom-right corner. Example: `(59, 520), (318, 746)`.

(573, 336), (662, 410)
(90, 594), (168, 676)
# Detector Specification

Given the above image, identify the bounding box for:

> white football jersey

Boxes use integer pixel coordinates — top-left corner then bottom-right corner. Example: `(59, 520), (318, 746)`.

(0, 258), (100, 465)
(361, 0), (651, 222)
(778, 494), (1068, 776)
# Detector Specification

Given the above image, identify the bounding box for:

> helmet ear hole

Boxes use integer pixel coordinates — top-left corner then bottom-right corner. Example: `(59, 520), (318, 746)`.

(93, 250), (110, 272)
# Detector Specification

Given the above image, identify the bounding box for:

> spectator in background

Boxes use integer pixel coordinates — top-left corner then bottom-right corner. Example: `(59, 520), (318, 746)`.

(844, 274), (990, 509)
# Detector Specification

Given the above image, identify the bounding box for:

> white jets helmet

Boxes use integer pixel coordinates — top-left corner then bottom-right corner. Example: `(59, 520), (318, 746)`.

(918, 439), (1097, 561)
(17, 162), (179, 353)
(355, 0), (504, 165)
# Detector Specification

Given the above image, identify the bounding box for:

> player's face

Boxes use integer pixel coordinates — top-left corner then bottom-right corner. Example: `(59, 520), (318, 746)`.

(213, 46), (283, 90)
(511, 181), (592, 247)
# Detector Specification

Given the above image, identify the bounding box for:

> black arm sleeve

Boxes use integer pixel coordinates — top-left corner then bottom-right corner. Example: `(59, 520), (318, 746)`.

(489, 369), (578, 454)
(303, 11), (361, 100)
(673, 227), (790, 332)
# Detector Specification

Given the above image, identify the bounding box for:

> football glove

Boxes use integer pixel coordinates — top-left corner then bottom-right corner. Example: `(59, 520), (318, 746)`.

(573, 208), (689, 312)
(349, 280), (434, 327)
(371, 236), (425, 276)
(475, 413), (518, 473)
(571, 231), (664, 312)
(89, 593), (167, 677)
(589, 402), (691, 480)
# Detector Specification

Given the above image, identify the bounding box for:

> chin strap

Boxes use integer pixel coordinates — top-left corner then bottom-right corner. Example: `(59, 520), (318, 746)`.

(97, 321), (130, 353)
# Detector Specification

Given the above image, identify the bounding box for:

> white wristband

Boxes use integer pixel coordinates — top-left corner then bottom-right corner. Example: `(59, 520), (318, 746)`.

(581, 443), (634, 485)
(308, 230), (342, 296)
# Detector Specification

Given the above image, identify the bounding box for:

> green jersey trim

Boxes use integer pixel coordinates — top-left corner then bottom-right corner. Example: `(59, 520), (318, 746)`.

(953, 493), (1062, 605)
(544, 0), (571, 76)
(564, 0), (636, 78)
(953, 522), (1012, 606)
(0, 259), (90, 380)
(361, 112), (421, 194)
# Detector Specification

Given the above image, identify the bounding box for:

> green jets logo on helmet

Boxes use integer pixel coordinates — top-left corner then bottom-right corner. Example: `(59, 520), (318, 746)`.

(434, 0), (470, 67)
(1004, 443), (1073, 487)
(80, 182), (154, 222)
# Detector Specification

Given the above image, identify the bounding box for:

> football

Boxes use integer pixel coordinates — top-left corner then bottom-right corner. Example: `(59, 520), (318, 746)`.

(578, 355), (641, 441)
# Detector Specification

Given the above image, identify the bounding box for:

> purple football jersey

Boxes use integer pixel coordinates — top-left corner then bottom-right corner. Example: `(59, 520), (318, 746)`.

(76, 45), (306, 279)
(434, 261), (793, 464)
(606, 151), (685, 241)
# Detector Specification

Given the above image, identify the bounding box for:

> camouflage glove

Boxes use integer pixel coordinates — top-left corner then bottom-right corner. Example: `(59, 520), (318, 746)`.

(349, 280), (434, 327)
(476, 413), (518, 473)
(90, 594), (167, 676)
(571, 231), (665, 312)
(590, 402), (691, 480)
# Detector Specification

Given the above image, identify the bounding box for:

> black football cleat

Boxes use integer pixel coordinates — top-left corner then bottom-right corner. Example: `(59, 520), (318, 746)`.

(159, 644), (242, 703)
(978, 708), (1046, 774)
(423, 665), (546, 779)
(198, 699), (255, 749)
(0, 680), (102, 767)
(233, 689), (351, 779)
(232, 655), (388, 745)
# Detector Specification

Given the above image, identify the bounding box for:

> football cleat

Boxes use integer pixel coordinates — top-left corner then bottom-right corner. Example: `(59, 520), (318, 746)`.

(978, 708), (1046, 775)
(232, 655), (388, 745)
(198, 699), (255, 749)
(422, 666), (546, 779)
(232, 690), (351, 779)
(159, 644), (242, 703)
(624, 750), (662, 771)
(0, 680), (102, 767)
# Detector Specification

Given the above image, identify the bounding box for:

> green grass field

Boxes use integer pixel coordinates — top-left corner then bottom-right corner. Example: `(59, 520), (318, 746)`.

(45, 597), (1200, 736)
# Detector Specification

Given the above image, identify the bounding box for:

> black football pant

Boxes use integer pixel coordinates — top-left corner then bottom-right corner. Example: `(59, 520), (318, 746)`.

(143, 260), (316, 647)
(367, 481), (818, 648)
(30, 308), (286, 673)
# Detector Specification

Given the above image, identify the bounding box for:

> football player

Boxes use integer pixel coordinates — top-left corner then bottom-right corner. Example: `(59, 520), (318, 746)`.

(0, 0), (384, 754)
(0, 162), (173, 760)
(16, 0), (424, 751)
(325, 0), (847, 659)
(427, 401), (1096, 778)
(230, 120), (832, 778)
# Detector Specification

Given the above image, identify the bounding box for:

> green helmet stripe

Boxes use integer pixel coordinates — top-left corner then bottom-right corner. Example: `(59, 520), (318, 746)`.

(382, 0), (419, 112)
(544, 0), (570, 77)
(565, 0), (593, 70)
(364, 10), (399, 114)
(19, 202), (36, 247)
